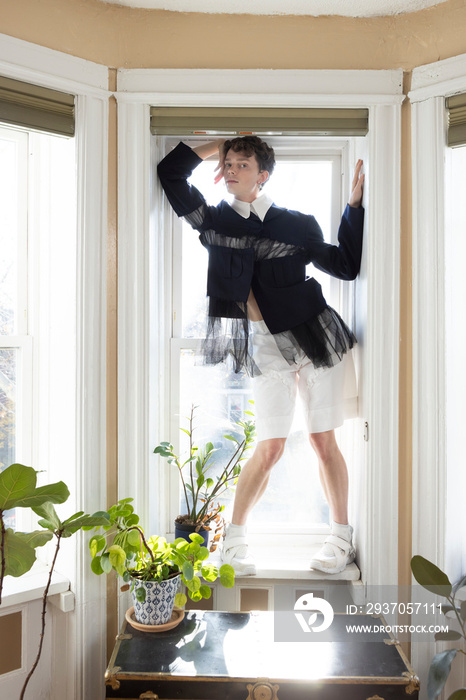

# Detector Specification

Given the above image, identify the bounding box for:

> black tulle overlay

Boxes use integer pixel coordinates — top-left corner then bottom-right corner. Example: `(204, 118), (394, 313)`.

(201, 299), (260, 377)
(289, 306), (356, 369)
(200, 299), (356, 377)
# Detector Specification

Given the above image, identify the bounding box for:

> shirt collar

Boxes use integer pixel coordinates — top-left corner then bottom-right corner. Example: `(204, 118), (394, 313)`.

(229, 192), (273, 221)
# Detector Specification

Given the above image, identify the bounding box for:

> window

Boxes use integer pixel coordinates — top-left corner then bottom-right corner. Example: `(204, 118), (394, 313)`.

(445, 143), (466, 582)
(160, 136), (357, 537)
(0, 124), (76, 536)
(0, 127), (31, 530)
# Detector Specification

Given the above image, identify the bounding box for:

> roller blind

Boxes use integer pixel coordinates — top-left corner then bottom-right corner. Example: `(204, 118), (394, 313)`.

(150, 106), (369, 137)
(447, 93), (466, 148)
(0, 76), (75, 137)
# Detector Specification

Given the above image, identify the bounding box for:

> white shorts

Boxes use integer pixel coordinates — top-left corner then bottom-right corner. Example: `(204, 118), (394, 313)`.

(251, 320), (358, 441)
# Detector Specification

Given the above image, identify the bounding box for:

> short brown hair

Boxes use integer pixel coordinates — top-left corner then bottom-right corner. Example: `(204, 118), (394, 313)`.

(223, 136), (275, 180)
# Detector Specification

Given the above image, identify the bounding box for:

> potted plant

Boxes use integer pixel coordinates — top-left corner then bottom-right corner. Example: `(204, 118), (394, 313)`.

(153, 405), (255, 549)
(88, 498), (235, 626)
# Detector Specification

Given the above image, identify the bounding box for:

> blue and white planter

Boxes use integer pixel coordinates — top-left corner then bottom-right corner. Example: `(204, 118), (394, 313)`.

(131, 574), (181, 626)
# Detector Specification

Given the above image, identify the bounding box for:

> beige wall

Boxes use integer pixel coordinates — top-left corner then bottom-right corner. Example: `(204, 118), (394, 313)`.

(2, 0), (464, 653)
(3, 0), (466, 69)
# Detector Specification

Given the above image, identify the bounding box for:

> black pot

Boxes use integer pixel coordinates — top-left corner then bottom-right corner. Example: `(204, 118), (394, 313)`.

(174, 520), (209, 547)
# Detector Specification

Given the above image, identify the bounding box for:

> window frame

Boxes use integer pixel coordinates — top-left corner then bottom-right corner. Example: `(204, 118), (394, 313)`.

(0, 32), (109, 700)
(410, 50), (466, 696)
(117, 68), (402, 591)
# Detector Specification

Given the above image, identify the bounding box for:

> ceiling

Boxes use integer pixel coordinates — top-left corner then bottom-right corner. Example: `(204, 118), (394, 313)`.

(100, 0), (449, 17)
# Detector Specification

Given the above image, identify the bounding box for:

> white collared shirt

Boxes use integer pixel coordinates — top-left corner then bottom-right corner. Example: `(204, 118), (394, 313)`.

(229, 192), (274, 222)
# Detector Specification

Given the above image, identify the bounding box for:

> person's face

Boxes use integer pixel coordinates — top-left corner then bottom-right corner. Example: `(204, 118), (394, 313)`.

(223, 149), (269, 202)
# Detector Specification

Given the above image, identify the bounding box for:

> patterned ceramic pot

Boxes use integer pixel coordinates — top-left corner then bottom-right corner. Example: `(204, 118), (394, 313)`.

(131, 574), (181, 626)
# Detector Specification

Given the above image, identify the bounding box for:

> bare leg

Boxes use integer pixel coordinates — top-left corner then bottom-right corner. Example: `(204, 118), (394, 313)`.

(231, 437), (286, 525)
(308, 429), (348, 525)
(308, 429), (354, 573)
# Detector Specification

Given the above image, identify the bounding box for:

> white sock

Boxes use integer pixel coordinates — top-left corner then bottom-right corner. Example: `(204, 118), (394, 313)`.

(331, 520), (353, 543)
(224, 523), (248, 558)
(319, 521), (353, 559)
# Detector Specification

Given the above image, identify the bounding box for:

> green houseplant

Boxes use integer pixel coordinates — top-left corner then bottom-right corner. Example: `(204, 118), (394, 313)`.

(411, 555), (466, 700)
(88, 498), (235, 625)
(0, 462), (108, 699)
(153, 405), (255, 549)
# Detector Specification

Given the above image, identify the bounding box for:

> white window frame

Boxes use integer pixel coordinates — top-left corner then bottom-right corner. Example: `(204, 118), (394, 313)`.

(410, 51), (466, 696)
(0, 33), (108, 700)
(117, 68), (402, 595)
(163, 138), (352, 539)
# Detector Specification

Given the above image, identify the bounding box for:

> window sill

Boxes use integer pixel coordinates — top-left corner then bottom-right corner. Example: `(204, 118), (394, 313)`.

(1, 561), (70, 609)
(210, 544), (361, 582)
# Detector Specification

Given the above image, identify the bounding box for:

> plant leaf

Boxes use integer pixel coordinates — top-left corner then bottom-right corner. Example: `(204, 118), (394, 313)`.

(428, 649), (457, 700)
(89, 535), (106, 558)
(91, 556), (104, 575)
(127, 529), (141, 547)
(182, 561), (194, 581)
(440, 604), (459, 616)
(135, 586), (146, 603)
(13, 529), (54, 549)
(434, 630), (462, 641)
(32, 502), (62, 530)
(0, 464), (37, 509)
(197, 546), (209, 562)
(175, 592), (187, 607)
(453, 574), (466, 595)
(62, 511), (85, 525)
(3, 529), (38, 577)
(14, 481), (70, 509)
(447, 690), (466, 700)
(185, 575), (201, 593)
(219, 564), (235, 588)
(461, 600), (466, 622)
(200, 564), (217, 583)
(108, 544), (127, 571)
(199, 584), (211, 599)
(63, 514), (110, 536)
(101, 554), (112, 574)
(411, 555), (452, 597)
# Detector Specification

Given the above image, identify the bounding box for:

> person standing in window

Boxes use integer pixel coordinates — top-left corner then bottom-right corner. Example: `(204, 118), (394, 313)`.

(158, 137), (364, 575)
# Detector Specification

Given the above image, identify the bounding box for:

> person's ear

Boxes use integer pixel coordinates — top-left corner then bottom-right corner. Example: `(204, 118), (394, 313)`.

(258, 170), (269, 186)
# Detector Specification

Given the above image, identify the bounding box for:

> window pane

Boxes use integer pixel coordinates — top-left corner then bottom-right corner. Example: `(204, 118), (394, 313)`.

(0, 132), (26, 336)
(178, 349), (328, 527)
(0, 348), (17, 529)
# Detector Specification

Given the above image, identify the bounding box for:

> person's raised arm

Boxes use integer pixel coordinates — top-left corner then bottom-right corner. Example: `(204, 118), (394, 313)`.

(309, 159), (365, 280)
(192, 139), (227, 186)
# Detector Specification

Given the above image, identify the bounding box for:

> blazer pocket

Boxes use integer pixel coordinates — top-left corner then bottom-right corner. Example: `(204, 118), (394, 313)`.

(271, 256), (306, 287)
(207, 246), (254, 301)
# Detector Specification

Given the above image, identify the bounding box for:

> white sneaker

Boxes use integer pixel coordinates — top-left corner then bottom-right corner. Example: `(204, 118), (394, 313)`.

(310, 534), (356, 574)
(220, 534), (256, 576)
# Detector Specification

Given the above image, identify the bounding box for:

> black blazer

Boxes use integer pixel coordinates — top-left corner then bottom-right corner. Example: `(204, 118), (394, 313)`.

(157, 142), (364, 336)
